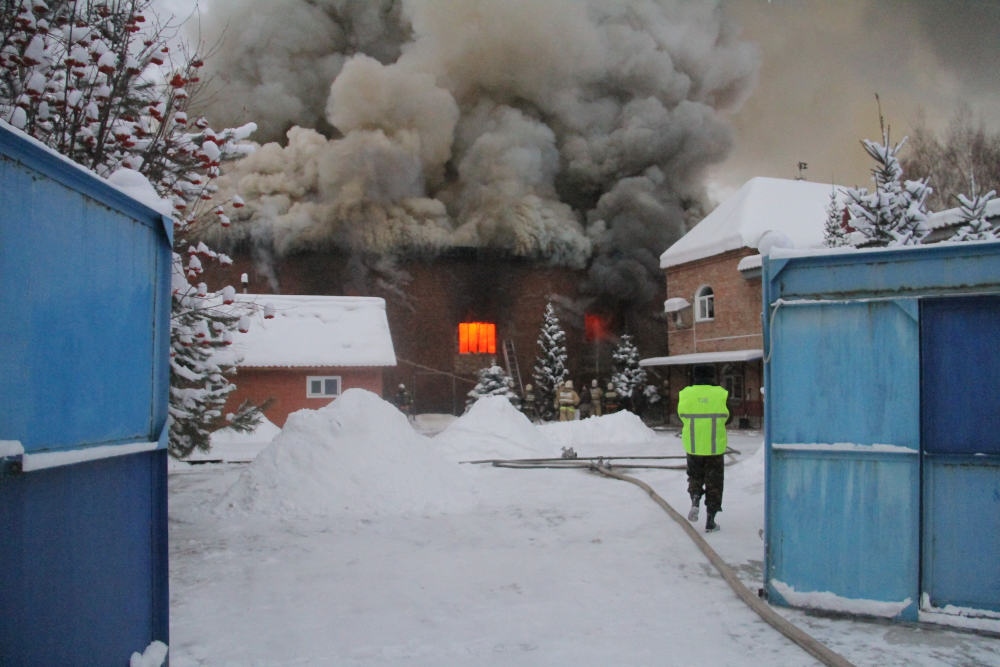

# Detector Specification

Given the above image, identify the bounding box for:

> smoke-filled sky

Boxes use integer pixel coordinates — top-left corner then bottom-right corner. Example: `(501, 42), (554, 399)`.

(156, 0), (1000, 300)
(714, 0), (1000, 201)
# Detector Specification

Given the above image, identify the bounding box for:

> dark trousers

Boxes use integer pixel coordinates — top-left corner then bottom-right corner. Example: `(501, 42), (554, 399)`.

(686, 453), (724, 513)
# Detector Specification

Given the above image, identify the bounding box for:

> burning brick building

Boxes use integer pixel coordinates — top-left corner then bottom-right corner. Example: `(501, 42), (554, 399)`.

(209, 247), (666, 415)
(189, 1), (760, 415)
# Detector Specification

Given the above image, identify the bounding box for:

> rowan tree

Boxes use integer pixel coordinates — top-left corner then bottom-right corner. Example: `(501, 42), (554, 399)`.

(1, 0), (264, 458)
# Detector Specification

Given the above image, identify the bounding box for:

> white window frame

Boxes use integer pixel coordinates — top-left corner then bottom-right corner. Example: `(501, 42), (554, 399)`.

(695, 286), (715, 322)
(307, 375), (341, 398)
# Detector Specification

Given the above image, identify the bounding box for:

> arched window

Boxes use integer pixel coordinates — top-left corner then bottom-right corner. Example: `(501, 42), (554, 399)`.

(695, 286), (714, 321)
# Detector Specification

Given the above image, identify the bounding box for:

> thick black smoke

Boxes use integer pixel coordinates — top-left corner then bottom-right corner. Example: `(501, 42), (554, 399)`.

(197, 0), (758, 303)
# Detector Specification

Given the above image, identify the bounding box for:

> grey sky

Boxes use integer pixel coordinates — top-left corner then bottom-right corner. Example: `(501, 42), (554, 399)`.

(709, 0), (1000, 200)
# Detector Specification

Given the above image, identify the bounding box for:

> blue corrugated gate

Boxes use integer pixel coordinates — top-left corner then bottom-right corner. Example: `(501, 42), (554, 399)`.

(763, 242), (1000, 622)
(0, 124), (171, 663)
(920, 295), (1000, 612)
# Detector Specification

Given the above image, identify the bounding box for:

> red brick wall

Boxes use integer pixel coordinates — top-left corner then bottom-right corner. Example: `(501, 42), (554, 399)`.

(665, 248), (763, 355)
(205, 249), (668, 415)
(657, 248), (765, 427)
(225, 366), (384, 427)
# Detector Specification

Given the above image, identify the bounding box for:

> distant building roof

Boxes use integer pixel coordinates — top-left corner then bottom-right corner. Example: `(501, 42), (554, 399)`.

(660, 177), (842, 269)
(926, 197), (1000, 231)
(231, 294), (396, 368)
(640, 349), (764, 367)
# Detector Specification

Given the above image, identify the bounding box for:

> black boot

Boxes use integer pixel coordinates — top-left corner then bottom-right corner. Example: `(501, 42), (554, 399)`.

(687, 494), (701, 522)
(705, 511), (719, 533)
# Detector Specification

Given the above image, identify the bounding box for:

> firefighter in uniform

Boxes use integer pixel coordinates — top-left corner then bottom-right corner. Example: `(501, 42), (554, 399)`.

(590, 379), (603, 416)
(603, 382), (619, 413)
(522, 384), (537, 421)
(678, 366), (729, 532)
(395, 383), (413, 421)
(556, 380), (580, 421)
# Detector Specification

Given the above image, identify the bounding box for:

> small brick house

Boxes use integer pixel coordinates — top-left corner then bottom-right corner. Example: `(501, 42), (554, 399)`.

(642, 177), (841, 427)
(222, 294), (396, 427)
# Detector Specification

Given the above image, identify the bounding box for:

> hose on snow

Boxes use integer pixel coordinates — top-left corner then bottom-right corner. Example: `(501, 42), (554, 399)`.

(470, 455), (855, 667)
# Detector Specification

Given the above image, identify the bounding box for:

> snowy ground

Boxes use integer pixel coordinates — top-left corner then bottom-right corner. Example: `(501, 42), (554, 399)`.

(169, 391), (1000, 665)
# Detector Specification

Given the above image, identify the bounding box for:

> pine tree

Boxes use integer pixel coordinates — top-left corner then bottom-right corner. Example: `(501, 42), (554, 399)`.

(531, 301), (568, 421)
(1, 0), (263, 458)
(822, 188), (849, 248)
(843, 104), (931, 247)
(466, 362), (519, 410)
(950, 176), (998, 242)
(611, 334), (646, 411)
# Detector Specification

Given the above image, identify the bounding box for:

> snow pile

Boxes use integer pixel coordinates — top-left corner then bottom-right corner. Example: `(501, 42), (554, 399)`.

(179, 416), (281, 464)
(539, 411), (658, 452)
(221, 389), (476, 517)
(129, 641), (168, 667)
(434, 396), (554, 460)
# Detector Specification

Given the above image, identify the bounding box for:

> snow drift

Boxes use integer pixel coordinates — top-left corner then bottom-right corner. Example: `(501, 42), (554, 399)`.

(539, 410), (658, 452)
(221, 389), (476, 517)
(434, 396), (554, 461)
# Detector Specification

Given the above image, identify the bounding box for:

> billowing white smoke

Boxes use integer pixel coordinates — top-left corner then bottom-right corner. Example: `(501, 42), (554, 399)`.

(199, 0), (758, 302)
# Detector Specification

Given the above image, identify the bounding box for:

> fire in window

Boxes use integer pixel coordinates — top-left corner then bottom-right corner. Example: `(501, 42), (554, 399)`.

(584, 313), (611, 342)
(458, 322), (496, 354)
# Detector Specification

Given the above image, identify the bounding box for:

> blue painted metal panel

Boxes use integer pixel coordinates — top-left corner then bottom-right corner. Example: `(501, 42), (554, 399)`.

(922, 456), (1000, 612)
(767, 449), (920, 617)
(0, 125), (171, 662)
(769, 301), (919, 447)
(921, 295), (1000, 612)
(762, 244), (1000, 622)
(767, 242), (1000, 301)
(0, 451), (169, 662)
(921, 296), (1000, 455)
(0, 126), (171, 453)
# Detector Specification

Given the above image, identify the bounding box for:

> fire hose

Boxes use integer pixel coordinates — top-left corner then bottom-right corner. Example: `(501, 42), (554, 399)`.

(465, 454), (855, 667)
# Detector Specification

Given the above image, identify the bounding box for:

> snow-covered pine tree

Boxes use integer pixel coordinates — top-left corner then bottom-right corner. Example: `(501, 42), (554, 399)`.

(950, 176), (998, 242)
(822, 187), (850, 247)
(531, 301), (568, 421)
(1, 0), (263, 458)
(843, 104), (931, 247)
(611, 334), (646, 411)
(466, 362), (519, 410)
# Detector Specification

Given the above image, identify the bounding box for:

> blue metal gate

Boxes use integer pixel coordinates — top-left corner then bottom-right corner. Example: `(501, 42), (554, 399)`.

(0, 124), (171, 662)
(920, 295), (1000, 612)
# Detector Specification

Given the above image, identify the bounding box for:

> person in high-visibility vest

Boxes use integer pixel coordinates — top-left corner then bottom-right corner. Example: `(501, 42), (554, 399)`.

(678, 366), (729, 533)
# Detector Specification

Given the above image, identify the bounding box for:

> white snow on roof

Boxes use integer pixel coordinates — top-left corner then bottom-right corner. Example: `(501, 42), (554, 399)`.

(737, 254), (763, 272)
(663, 297), (690, 313)
(232, 294), (396, 368)
(639, 349), (763, 367)
(660, 177), (842, 268)
(926, 197), (1000, 230)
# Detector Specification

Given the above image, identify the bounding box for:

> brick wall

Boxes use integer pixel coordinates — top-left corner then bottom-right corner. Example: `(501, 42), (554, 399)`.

(225, 366), (384, 427)
(205, 248), (668, 415)
(665, 247), (763, 355)
(656, 247), (765, 428)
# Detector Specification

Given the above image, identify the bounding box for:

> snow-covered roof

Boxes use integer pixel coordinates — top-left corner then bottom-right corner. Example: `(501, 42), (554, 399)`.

(660, 177), (842, 269)
(639, 349), (763, 367)
(926, 197), (1000, 230)
(663, 297), (690, 313)
(231, 294), (396, 368)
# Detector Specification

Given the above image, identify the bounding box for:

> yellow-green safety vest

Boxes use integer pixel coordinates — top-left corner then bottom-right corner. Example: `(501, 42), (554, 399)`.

(678, 385), (729, 455)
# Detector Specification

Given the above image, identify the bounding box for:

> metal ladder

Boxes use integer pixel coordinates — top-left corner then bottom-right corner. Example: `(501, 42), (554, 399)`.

(502, 339), (524, 395)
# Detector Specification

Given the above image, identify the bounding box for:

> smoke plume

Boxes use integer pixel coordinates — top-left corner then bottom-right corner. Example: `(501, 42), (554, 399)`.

(197, 0), (758, 303)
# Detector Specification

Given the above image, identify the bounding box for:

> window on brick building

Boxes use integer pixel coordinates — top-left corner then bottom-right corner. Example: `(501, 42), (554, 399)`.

(458, 322), (496, 354)
(722, 365), (743, 405)
(307, 376), (341, 398)
(695, 286), (715, 321)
